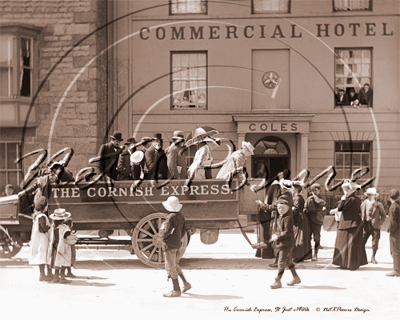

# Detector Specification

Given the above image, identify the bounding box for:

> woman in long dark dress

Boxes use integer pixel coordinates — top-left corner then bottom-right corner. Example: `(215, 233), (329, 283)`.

(292, 185), (312, 262)
(332, 180), (368, 270)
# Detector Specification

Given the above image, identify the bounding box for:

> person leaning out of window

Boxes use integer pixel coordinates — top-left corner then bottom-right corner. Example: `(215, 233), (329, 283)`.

(358, 83), (373, 108)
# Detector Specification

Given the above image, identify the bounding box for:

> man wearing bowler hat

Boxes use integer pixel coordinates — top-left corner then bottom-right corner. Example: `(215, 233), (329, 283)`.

(117, 137), (139, 180)
(361, 188), (386, 264)
(97, 131), (123, 180)
(144, 133), (168, 180)
(165, 130), (187, 179)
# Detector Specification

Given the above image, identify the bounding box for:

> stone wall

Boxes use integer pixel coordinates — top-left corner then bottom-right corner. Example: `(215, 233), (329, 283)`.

(0, 0), (108, 175)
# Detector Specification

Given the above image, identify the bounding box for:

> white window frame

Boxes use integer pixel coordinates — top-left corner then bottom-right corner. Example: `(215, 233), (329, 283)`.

(252, 0), (291, 13)
(170, 0), (207, 15)
(333, 0), (372, 11)
(171, 51), (208, 110)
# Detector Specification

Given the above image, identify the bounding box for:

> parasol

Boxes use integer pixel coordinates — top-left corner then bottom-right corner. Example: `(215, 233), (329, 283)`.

(185, 126), (219, 147)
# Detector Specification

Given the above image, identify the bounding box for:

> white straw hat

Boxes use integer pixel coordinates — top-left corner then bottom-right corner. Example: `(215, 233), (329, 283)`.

(241, 141), (255, 155)
(162, 196), (183, 212)
(364, 187), (379, 197)
(130, 151), (144, 164)
(50, 208), (71, 220)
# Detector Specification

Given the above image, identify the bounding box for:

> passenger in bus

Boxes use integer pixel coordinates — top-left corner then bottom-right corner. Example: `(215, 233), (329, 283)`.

(216, 141), (254, 180)
(144, 134), (168, 180)
(165, 130), (187, 179)
(1, 184), (14, 197)
(97, 131), (124, 180)
(29, 196), (53, 282)
(117, 137), (138, 180)
(160, 196), (191, 297)
(269, 199), (301, 289)
(187, 137), (220, 180)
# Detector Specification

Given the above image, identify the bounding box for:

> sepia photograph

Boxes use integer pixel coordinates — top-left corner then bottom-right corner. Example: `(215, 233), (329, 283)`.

(0, 1), (399, 319)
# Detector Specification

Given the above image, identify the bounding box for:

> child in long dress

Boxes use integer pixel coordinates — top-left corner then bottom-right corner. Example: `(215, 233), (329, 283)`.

(29, 196), (52, 281)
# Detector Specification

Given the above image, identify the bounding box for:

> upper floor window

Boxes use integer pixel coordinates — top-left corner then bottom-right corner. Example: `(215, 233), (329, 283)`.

(0, 24), (41, 127)
(170, 0), (207, 15)
(335, 48), (372, 108)
(0, 36), (32, 98)
(252, 0), (290, 13)
(333, 0), (371, 11)
(334, 142), (371, 181)
(171, 52), (207, 109)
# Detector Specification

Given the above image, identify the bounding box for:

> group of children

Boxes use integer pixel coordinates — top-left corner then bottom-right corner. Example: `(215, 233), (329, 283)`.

(29, 196), (77, 283)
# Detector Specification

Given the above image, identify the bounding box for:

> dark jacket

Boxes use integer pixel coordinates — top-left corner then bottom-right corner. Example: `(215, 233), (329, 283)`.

(97, 141), (122, 180)
(292, 194), (305, 226)
(162, 211), (186, 250)
(304, 194), (326, 225)
(275, 212), (295, 249)
(337, 192), (362, 230)
(388, 202), (400, 236)
(358, 87), (373, 108)
(335, 93), (349, 106)
(144, 145), (168, 180)
(165, 143), (187, 179)
(360, 200), (386, 230)
(116, 147), (143, 180)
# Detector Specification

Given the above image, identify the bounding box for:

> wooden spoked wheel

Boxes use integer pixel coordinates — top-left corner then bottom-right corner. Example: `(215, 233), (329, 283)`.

(132, 213), (188, 268)
(0, 229), (22, 259)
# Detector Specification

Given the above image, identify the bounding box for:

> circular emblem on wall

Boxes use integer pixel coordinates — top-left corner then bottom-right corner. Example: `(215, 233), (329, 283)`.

(262, 71), (280, 89)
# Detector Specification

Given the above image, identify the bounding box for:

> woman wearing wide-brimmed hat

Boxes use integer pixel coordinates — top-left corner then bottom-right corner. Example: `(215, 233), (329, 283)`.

(216, 141), (254, 180)
(187, 137), (220, 180)
(360, 188), (386, 264)
(332, 180), (368, 270)
(48, 208), (73, 284)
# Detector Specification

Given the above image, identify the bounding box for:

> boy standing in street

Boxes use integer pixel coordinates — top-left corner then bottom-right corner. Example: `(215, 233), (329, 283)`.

(304, 183), (327, 261)
(386, 189), (400, 277)
(270, 199), (301, 289)
(160, 196), (191, 297)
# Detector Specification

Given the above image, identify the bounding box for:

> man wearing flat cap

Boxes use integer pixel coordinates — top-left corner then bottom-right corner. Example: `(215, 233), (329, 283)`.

(97, 131), (123, 180)
(165, 131), (187, 179)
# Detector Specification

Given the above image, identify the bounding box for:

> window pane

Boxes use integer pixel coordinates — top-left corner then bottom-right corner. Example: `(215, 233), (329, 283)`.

(0, 143), (5, 169)
(7, 143), (18, 169)
(335, 153), (343, 166)
(334, 0), (370, 10)
(362, 153), (370, 166)
(8, 171), (18, 191)
(171, 0), (206, 14)
(0, 172), (6, 193)
(0, 35), (13, 97)
(344, 153), (351, 166)
(254, 0), (289, 12)
(352, 154), (361, 166)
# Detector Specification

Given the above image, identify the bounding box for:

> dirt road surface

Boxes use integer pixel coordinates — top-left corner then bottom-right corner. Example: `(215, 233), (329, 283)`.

(1, 226), (398, 320)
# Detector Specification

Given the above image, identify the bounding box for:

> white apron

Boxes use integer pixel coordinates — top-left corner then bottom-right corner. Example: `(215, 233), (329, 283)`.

(29, 213), (52, 265)
(49, 224), (72, 268)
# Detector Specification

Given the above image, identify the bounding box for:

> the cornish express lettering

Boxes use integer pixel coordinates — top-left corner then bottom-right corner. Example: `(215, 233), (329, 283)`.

(140, 23), (394, 40)
(52, 184), (231, 198)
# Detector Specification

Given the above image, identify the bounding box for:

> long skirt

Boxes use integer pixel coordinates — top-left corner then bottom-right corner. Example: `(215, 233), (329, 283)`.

(332, 225), (368, 270)
(293, 213), (313, 262)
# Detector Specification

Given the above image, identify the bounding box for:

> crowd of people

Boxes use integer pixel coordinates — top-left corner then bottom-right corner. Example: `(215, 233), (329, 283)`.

(255, 174), (400, 289)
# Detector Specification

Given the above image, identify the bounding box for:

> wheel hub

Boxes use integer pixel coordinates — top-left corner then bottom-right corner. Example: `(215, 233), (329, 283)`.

(152, 233), (164, 248)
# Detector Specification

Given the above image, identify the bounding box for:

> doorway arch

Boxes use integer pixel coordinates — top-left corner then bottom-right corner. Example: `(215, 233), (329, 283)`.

(252, 136), (290, 179)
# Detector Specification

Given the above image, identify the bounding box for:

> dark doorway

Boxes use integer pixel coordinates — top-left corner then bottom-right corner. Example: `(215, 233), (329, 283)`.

(252, 137), (290, 179)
